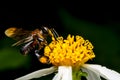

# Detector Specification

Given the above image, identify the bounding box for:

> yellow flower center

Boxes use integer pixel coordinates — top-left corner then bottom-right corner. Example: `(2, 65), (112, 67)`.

(43, 34), (95, 67)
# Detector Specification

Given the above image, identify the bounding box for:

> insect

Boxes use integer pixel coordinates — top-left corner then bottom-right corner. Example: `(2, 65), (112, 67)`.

(5, 26), (59, 63)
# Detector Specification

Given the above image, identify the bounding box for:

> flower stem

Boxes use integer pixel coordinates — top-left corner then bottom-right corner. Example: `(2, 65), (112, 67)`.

(72, 69), (88, 80)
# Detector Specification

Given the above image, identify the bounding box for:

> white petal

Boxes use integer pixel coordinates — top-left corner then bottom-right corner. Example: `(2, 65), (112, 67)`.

(52, 66), (72, 80)
(52, 73), (62, 80)
(81, 66), (101, 80)
(15, 66), (56, 80)
(82, 64), (120, 80)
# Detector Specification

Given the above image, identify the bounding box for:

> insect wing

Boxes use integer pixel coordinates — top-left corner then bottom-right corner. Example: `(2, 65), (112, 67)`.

(5, 27), (31, 40)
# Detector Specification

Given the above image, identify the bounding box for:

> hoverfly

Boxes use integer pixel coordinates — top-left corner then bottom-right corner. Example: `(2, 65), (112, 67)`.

(5, 26), (59, 63)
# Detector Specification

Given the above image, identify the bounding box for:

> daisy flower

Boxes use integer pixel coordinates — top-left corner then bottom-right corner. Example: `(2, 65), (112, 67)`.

(15, 34), (120, 80)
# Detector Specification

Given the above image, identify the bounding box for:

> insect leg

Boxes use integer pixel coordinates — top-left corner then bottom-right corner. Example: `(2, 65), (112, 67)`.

(35, 50), (41, 58)
(20, 40), (34, 55)
(35, 50), (49, 64)
(12, 36), (33, 46)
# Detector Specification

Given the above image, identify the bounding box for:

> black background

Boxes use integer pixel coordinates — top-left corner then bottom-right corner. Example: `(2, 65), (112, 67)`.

(0, 2), (120, 80)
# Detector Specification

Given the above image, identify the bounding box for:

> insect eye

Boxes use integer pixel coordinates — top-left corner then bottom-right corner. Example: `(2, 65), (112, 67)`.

(38, 38), (44, 42)
(41, 27), (49, 34)
(43, 26), (48, 31)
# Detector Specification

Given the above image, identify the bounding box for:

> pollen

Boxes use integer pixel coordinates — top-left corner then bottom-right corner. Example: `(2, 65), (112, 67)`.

(39, 56), (48, 64)
(43, 34), (95, 67)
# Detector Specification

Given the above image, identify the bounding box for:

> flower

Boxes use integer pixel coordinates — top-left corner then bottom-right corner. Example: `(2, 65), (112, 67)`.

(15, 34), (120, 80)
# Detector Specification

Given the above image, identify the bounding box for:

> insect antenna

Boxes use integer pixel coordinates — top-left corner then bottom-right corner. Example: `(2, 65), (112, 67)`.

(51, 28), (59, 39)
